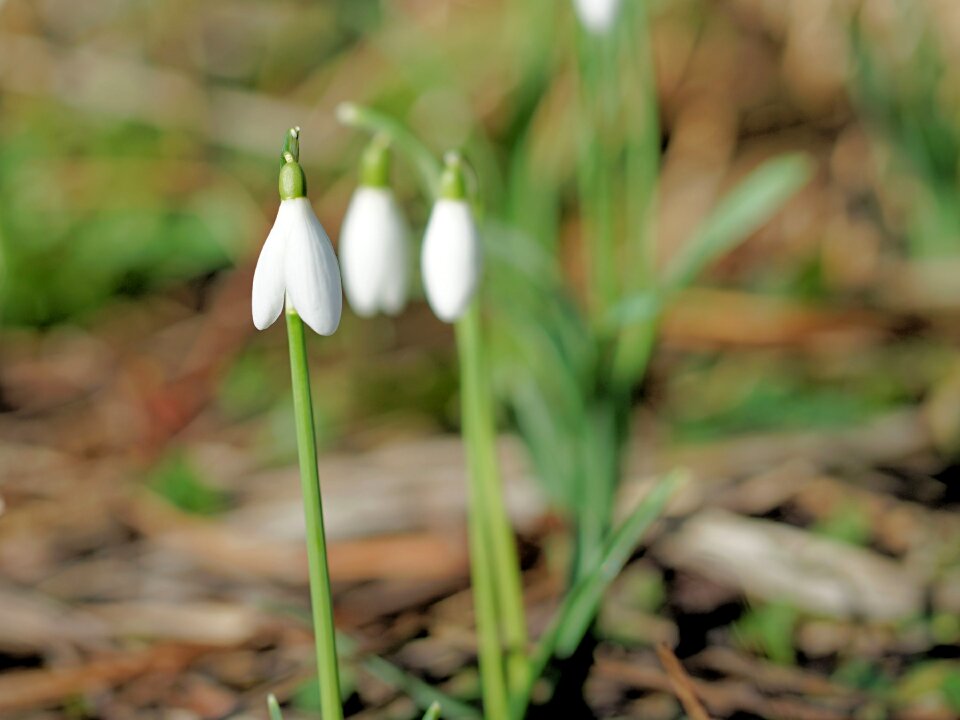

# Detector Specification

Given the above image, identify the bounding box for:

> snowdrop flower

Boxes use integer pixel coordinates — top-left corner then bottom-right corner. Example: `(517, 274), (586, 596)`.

(421, 153), (481, 323)
(339, 138), (409, 317)
(573, 0), (622, 34)
(252, 128), (342, 335)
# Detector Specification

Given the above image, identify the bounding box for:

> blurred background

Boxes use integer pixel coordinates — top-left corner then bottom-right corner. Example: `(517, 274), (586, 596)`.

(1, 0), (960, 718)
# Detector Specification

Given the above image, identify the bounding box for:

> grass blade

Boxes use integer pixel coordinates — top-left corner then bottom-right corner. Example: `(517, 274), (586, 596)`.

(266, 694), (284, 720)
(336, 634), (482, 720)
(664, 154), (812, 293)
(553, 470), (684, 655)
(422, 701), (443, 720)
(513, 471), (683, 718)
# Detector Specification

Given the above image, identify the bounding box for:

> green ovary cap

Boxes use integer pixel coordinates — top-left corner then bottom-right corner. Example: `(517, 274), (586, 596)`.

(439, 152), (467, 200)
(279, 158), (307, 200)
(360, 135), (391, 188)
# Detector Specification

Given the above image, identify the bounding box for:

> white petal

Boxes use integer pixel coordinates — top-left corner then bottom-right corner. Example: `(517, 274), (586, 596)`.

(283, 198), (343, 336)
(572, 0), (621, 34)
(339, 187), (410, 317)
(421, 199), (481, 323)
(251, 201), (293, 330)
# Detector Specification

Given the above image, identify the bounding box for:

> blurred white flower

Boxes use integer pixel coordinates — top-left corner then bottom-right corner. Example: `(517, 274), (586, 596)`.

(421, 197), (481, 323)
(573, 0), (621, 34)
(252, 158), (342, 336)
(340, 186), (410, 317)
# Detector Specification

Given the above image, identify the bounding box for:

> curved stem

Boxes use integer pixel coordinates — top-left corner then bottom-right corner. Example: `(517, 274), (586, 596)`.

(337, 102), (442, 198)
(286, 308), (343, 720)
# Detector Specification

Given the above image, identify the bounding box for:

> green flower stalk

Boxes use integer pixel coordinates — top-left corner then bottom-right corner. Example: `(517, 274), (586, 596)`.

(338, 104), (531, 717)
(252, 127), (344, 720)
(426, 155), (531, 709)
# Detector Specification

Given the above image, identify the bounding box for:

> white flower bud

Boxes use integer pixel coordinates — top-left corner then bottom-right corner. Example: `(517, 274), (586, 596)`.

(252, 192), (343, 336)
(421, 198), (481, 323)
(339, 187), (410, 317)
(573, 0), (622, 34)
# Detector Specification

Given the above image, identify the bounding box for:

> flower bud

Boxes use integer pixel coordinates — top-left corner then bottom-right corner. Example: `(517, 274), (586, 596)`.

(252, 128), (342, 335)
(421, 154), (481, 323)
(339, 138), (409, 318)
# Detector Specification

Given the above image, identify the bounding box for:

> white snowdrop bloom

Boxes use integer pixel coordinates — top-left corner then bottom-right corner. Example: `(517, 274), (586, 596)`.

(252, 149), (342, 336)
(339, 140), (409, 317)
(573, 0), (622, 34)
(421, 155), (481, 323)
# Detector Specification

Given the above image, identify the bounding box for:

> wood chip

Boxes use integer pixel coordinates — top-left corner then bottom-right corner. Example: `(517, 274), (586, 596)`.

(658, 509), (924, 619)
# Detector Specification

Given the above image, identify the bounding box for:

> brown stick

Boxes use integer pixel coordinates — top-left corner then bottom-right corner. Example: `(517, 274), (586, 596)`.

(656, 643), (712, 720)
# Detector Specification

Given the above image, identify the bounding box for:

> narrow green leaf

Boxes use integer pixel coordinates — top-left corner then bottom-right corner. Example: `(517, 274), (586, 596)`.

(515, 470), (682, 719)
(336, 634), (482, 720)
(553, 470), (684, 655)
(664, 154), (812, 293)
(606, 290), (661, 330)
(422, 701), (443, 720)
(266, 694), (284, 720)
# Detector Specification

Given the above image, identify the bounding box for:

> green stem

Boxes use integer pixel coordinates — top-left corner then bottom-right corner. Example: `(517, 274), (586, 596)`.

(577, 29), (619, 328)
(611, 0), (660, 392)
(337, 102), (442, 198)
(286, 308), (343, 720)
(456, 303), (531, 703)
(340, 108), (529, 714)
(455, 304), (514, 718)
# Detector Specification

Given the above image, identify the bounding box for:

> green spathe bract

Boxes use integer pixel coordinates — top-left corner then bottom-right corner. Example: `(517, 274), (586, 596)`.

(439, 152), (468, 200)
(360, 134), (392, 188)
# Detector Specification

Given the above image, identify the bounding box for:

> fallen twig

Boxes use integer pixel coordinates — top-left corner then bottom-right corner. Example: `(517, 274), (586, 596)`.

(655, 643), (712, 720)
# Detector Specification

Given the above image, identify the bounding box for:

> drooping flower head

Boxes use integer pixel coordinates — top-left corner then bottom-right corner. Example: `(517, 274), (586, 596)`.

(339, 136), (410, 317)
(572, 0), (622, 35)
(252, 128), (343, 335)
(421, 153), (481, 323)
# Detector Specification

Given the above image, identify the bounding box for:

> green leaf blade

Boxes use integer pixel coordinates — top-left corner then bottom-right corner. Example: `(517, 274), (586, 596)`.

(664, 154), (813, 293)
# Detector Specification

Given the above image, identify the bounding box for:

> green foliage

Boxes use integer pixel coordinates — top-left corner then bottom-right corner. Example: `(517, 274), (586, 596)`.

(515, 472), (682, 716)
(662, 155), (813, 297)
(852, 9), (960, 259)
(894, 661), (960, 712)
(292, 663), (356, 716)
(811, 502), (873, 547)
(266, 694), (284, 720)
(732, 601), (799, 666)
(943, 670), (960, 713)
(336, 633), (482, 720)
(148, 453), (229, 516)
(666, 353), (908, 442)
(0, 111), (254, 327)
(217, 349), (278, 420)
(833, 657), (887, 693)
(551, 473), (683, 658)
(421, 701), (443, 720)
